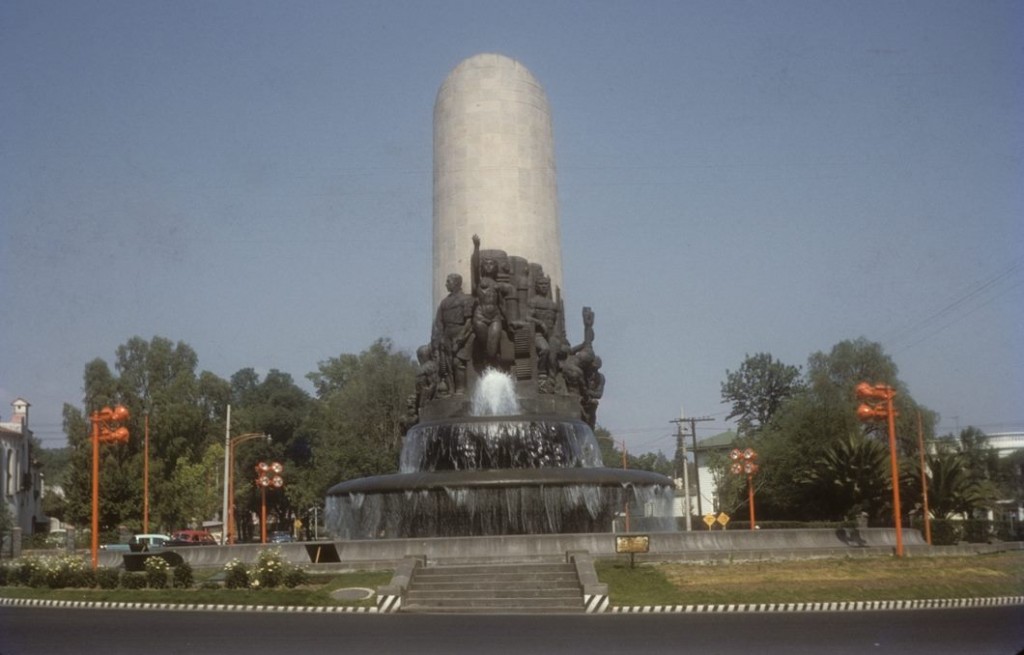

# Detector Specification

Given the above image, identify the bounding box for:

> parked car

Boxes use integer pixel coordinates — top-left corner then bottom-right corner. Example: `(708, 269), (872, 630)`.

(269, 531), (294, 544)
(127, 533), (172, 552)
(168, 530), (217, 546)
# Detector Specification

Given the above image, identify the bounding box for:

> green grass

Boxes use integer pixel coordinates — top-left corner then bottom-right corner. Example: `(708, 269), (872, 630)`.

(5, 553), (1022, 608)
(0, 570), (393, 607)
(596, 551), (1024, 606)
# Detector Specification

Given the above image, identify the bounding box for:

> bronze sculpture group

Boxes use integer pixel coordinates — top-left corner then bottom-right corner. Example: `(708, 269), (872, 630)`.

(419, 235), (605, 426)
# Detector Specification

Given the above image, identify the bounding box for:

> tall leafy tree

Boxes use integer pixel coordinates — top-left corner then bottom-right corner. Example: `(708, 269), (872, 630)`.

(725, 338), (936, 522)
(62, 337), (230, 535)
(721, 353), (803, 435)
(298, 339), (417, 519)
(225, 368), (312, 538)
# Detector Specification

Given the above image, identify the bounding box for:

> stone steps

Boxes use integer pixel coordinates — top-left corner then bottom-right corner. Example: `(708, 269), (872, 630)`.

(401, 562), (585, 614)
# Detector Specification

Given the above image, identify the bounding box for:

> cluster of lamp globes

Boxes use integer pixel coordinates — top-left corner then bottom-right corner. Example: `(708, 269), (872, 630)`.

(255, 461), (284, 489)
(93, 405), (131, 444)
(729, 447), (759, 476)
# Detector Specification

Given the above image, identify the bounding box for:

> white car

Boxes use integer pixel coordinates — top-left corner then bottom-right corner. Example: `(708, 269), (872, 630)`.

(128, 533), (172, 551)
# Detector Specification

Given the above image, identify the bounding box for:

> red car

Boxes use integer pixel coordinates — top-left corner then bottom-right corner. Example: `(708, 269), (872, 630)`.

(169, 530), (217, 546)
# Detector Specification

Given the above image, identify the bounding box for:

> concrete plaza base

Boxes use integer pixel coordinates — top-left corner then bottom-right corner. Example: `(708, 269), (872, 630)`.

(90, 527), (930, 570)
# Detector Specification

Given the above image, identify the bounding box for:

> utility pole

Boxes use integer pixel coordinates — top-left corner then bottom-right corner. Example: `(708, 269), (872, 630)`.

(671, 412), (692, 531)
(688, 415), (714, 518)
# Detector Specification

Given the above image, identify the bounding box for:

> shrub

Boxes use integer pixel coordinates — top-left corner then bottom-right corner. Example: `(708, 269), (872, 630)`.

(223, 559), (249, 589)
(283, 566), (309, 589)
(13, 556), (48, 587)
(961, 520), (992, 544)
(251, 549), (286, 589)
(145, 556), (170, 589)
(929, 519), (962, 546)
(172, 561), (194, 589)
(0, 562), (10, 586)
(121, 572), (147, 589)
(45, 555), (92, 589)
(96, 567), (120, 589)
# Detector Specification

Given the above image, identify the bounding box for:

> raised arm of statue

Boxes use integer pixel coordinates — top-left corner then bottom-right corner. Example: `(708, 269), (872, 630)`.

(471, 233), (481, 296)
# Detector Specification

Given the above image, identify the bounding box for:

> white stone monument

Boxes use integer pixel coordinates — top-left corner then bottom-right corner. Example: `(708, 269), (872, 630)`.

(432, 53), (564, 307)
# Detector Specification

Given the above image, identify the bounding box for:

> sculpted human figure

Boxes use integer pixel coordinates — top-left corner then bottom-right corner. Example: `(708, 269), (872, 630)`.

(471, 234), (515, 366)
(581, 355), (605, 428)
(431, 273), (475, 395)
(415, 344), (439, 408)
(524, 274), (563, 381)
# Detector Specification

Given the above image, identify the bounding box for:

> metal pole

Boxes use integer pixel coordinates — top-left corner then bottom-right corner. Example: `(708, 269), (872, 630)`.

(886, 391), (904, 557)
(143, 411), (149, 534)
(90, 412), (99, 569)
(261, 486), (267, 544)
(747, 474), (756, 529)
(917, 411), (932, 545)
(221, 405), (230, 545)
(228, 440), (236, 544)
(622, 440), (630, 533)
(689, 418), (703, 518)
(680, 424), (692, 532)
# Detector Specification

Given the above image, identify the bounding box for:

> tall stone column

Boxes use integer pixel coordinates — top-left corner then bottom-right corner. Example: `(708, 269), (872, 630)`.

(432, 53), (564, 307)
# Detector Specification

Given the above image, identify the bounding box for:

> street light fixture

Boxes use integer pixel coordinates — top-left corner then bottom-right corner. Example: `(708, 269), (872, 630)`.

(90, 405), (130, 569)
(222, 431), (271, 545)
(255, 461), (284, 544)
(856, 381), (904, 557)
(729, 447), (759, 530)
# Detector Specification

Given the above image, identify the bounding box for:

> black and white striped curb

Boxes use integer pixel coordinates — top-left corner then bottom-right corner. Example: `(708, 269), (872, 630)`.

(584, 593), (608, 613)
(4, 595), (1021, 614)
(608, 596), (1024, 613)
(0, 598), (379, 613)
(377, 594), (401, 613)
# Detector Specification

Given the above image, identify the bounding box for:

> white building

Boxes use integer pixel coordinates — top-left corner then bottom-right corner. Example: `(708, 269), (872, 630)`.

(984, 431), (1024, 458)
(692, 430), (738, 518)
(1, 398), (45, 534)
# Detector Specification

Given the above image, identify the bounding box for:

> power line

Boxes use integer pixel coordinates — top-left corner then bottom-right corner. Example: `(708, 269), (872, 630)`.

(884, 260), (1022, 353)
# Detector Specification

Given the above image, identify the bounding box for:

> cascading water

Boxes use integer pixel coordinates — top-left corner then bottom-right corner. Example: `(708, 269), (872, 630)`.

(471, 368), (521, 416)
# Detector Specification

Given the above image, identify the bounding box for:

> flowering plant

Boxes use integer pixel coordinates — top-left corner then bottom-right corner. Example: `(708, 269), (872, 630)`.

(251, 548), (285, 589)
(223, 558), (249, 589)
(144, 556), (170, 588)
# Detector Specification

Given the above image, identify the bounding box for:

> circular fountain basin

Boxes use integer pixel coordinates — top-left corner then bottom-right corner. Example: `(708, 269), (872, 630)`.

(326, 467), (671, 495)
(325, 467), (675, 539)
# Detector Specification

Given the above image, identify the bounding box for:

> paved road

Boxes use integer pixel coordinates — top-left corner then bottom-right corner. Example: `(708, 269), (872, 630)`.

(2, 605), (1021, 654)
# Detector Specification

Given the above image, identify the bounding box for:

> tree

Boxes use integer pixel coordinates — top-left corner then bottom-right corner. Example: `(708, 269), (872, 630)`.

(631, 451), (674, 476)
(726, 338), (937, 522)
(799, 432), (890, 521)
(912, 428), (1002, 520)
(161, 444), (224, 529)
(62, 337), (230, 534)
(225, 368), (312, 536)
(594, 427), (622, 468)
(721, 353), (802, 435)
(298, 339), (417, 512)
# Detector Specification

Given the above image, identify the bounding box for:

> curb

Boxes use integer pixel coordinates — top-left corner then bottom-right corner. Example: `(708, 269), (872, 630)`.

(3, 595), (1021, 615)
(608, 596), (1024, 613)
(0, 597), (379, 613)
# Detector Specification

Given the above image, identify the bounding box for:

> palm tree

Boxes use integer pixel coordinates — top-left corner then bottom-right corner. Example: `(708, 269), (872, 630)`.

(800, 432), (890, 521)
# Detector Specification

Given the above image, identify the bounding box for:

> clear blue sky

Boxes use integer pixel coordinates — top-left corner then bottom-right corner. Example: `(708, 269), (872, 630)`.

(2, 1), (1021, 455)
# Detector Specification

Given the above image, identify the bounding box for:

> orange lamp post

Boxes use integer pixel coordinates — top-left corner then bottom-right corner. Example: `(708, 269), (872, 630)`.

(226, 432), (269, 545)
(255, 461), (284, 544)
(90, 405), (130, 569)
(729, 448), (759, 530)
(856, 382), (904, 557)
